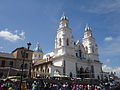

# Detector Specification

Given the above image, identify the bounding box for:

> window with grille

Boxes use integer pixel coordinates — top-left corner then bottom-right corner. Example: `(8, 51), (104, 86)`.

(26, 53), (28, 58)
(9, 61), (13, 67)
(1, 60), (5, 67)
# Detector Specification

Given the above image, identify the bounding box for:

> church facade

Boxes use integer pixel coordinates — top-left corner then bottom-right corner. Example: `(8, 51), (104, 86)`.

(32, 15), (102, 79)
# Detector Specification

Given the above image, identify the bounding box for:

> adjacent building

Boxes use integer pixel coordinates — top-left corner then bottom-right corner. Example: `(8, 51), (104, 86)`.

(0, 47), (33, 78)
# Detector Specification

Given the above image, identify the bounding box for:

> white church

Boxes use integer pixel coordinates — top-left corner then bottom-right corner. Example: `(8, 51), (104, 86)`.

(32, 14), (103, 79)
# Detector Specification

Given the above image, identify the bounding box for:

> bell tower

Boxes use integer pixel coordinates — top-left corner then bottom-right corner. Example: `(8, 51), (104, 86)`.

(82, 24), (99, 61)
(55, 14), (75, 56)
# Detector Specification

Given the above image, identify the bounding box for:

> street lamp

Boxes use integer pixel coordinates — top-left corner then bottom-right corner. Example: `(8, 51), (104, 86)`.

(20, 42), (31, 90)
(27, 42), (32, 79)
(27, 42), (32, 50)
(20, 48), (25, 90)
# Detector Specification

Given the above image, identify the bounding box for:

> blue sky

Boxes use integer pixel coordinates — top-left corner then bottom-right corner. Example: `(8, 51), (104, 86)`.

(0, 0), (120, 76)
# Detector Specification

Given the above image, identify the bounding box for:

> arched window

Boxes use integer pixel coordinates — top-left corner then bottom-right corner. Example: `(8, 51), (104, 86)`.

(21, 64), (23, 68)
(26, 53), (28, 58)
(80, 66), (84, 78)
(85, 67), (89, 78)
(92, 46), (94, 53)
(70, 72), (73, 78)
(91, 65), (94, 78)
(1, 60), (5, 67)
(80, 67), (84, 73)
(85, 47), (88, 52)
(66, 38), (69, 46)
(95, 47), (98, 53)
(76, 53), (78, 57)
(59, 38), (61, 46)
(25, 63), (27, 69)
(85, 67), (89, 73)
(42, 69), (44, 72)
(97, 75), (100, 80)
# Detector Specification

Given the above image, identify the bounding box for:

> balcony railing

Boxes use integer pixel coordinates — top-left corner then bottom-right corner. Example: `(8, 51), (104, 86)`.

(76, 56), (86, 60)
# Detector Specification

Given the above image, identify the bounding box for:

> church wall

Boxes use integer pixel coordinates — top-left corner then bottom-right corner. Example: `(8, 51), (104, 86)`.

(53, 59), (63, 67)
(65, 59), (76, 77)
(56, 49), (63, 56)
(92, 63), (102, 79)
(88, 54), (99, 61)
(49, 65), (63, 77)
(77, 62), (91, 69)
(65, 48), (75, 56)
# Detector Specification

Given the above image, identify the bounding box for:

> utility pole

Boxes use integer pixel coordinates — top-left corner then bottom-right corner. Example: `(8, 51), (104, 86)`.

(20, 42), (32, 90)
(20, 49), (25, 90)
(27, 42), (32, 79)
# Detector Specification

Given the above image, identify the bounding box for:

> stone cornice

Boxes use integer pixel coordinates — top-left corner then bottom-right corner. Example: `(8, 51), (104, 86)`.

(52, 55), (102, 65)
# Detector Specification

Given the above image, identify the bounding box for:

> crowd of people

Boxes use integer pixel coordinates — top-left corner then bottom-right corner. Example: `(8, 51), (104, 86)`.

(31, 81), (120, 90)
(0, 78), (120, 90)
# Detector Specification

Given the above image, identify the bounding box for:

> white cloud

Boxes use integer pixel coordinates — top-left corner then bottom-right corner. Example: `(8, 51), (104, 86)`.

(14, 30), (18, 34)
(102, 65), (120, 77)
(19, 31), (25, 40)
(101, 36), (120, 55)
(106, 59), (111, 62)
(104, 36), (113, 41)
(0, 29), (25, 42)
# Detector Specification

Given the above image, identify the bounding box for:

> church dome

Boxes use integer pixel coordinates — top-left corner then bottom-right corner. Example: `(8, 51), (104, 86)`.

(60, 13), (68, 21)
(85, 24), (91, 31)
(34, 43), (43, 53)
